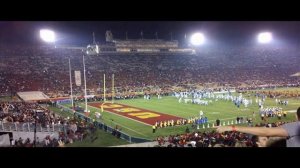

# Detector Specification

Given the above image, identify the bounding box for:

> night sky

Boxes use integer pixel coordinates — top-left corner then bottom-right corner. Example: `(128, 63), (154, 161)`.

(1, 21), (300, 46)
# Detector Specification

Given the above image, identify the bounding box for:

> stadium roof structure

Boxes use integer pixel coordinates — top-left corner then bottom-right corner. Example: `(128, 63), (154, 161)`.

(17, 91), (50, 102)
(290, 72), (300, 77)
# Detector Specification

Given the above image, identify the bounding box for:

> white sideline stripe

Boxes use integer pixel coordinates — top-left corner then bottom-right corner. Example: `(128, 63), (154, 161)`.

(286, 110), (296, 113)
(102, 116), (149, 138)
(86, 105), (149, 137)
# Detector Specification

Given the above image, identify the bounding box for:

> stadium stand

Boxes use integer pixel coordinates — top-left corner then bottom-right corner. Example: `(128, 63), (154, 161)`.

(0, 44), (299, 98)
(0, 43), (299, 147)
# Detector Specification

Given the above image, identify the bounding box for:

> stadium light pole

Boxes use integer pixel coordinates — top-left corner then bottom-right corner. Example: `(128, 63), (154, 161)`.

(83, 55), (88, 113)
(68, 58), (74, 110)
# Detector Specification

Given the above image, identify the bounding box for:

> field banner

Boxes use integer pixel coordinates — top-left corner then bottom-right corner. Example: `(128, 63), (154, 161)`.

(75, 71), (81, 86)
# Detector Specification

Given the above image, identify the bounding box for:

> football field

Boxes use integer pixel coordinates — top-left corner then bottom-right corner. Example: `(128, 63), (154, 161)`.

(62, 89), (300, 140)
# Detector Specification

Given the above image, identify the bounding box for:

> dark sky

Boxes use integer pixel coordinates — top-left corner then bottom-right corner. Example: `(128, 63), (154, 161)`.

(1, 21), (300, 46)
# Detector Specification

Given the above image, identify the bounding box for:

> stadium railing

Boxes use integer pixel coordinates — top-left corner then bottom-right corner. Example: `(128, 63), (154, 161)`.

(0, 121), (65, 133)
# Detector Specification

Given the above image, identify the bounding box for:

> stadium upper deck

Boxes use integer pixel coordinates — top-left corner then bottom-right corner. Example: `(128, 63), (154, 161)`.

(85, 31), (195, 55)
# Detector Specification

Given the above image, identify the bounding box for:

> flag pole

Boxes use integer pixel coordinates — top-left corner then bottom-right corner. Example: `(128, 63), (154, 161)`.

(83, 55), (88, 113)
(68, 58), (74, 110)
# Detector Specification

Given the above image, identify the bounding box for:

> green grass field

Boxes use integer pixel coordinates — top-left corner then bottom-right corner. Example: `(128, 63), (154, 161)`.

(58, 88), (300, 141)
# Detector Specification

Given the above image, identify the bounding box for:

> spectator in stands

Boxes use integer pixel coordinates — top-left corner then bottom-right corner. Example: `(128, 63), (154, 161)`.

(235, 141), (247, 147)
(256, 136), (269, 147)
(216, 107), (300, 147)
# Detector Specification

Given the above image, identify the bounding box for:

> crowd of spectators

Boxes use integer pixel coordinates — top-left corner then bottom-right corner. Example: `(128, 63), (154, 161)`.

(1, 102), (63, 126)
(0, 44), (299, 98)
(0, 101), (98, 147)
(155, 121), (290, 147)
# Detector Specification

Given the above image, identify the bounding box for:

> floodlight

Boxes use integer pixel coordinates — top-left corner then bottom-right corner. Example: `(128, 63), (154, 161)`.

(258, 32), (272, 44)
(40, 29), (56, 43)
(191, 33), (205, 46)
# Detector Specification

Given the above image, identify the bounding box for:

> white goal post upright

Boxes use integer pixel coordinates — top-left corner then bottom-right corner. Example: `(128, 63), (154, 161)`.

(103, 74), (106, 102)
(112, 74), (115, 104)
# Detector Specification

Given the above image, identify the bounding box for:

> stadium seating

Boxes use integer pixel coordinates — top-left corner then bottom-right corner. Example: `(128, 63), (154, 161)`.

(0, 44), (299, 98)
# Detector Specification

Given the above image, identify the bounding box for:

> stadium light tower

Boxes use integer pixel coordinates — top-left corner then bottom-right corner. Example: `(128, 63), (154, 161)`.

(257, 32), (272, 44)
(83, 55), (88, 113)
(190, 33), (205, 46)
(40, 29), (56, 43)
